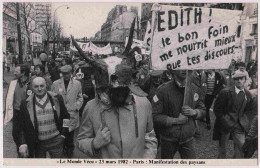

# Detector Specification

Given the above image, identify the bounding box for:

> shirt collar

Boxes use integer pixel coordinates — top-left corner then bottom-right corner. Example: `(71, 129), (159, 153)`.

(175, 80), (185, 88)
(208, 72), (215, 79)
(36, 94), (48, 105)
(235, 86), (245, 94)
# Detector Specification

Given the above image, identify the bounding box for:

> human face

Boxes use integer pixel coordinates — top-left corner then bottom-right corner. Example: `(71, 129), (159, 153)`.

(32, 77), (47, 97)
(239, 66), (246, 72)
(62, 71), (72, 81)
(35, 67), (41, 75)
(234, 77), (246, 90)
(175, 70), (187, 80)
(14, 66), (23, 79)
(55, 61), (60, 67)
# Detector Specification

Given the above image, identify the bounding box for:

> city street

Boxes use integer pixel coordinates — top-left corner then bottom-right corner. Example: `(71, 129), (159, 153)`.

(3, 62), (257, 158)
(2, 2), (258, 161)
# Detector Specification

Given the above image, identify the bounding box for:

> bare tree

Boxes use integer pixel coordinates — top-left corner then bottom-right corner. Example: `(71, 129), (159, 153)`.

(20, 2), (38, 54)
(40, 13), (53, 52)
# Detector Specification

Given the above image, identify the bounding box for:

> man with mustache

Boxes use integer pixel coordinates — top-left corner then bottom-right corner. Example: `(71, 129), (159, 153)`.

(77, 64), (158, 158)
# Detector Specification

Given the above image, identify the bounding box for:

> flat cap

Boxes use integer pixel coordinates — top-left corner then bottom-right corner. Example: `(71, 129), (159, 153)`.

(78, 60), (86, 66)
(60, 65), (72, 73)
(55, 58), (63, 62)
(149, 70), (164, 77)
(232, 69), (247, 79)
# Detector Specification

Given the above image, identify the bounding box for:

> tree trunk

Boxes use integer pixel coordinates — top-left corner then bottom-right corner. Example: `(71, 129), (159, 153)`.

(16, 3), (23, 64)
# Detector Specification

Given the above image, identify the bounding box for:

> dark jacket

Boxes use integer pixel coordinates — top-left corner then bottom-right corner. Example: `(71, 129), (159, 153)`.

(152, 80), (206, 143)
(205, 71), (225, 96)
(12, 91), (70, 158)
(213, 86), (257, 140)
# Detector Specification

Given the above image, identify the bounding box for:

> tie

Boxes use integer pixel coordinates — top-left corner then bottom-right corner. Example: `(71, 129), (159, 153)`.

(235, 91), (245, 110)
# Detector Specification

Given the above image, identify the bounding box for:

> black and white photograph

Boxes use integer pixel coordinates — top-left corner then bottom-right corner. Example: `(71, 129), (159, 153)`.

(1, 1), (258, 167)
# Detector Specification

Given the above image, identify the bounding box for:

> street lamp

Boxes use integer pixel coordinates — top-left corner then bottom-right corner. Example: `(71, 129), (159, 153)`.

(53, 5), (69, 54)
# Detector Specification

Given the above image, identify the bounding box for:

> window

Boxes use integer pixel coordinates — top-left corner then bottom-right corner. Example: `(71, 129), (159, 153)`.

(237, 25), (241, 38)
(251, 24), (258, 35)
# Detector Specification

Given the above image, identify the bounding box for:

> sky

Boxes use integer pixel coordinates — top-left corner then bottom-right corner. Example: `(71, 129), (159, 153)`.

(52, 2), (142, 38)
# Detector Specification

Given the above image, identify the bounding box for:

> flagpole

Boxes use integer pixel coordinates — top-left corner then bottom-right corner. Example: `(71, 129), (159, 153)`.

(149, 6), (158, 70)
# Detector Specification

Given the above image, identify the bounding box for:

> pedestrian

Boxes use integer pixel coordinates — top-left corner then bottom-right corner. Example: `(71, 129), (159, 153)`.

(6, 52), (11, 72)
(51, 65), (83, 158)
(4, 65), (31, 125)
(3, 52), (6, 72)
(204, 69), (225, 130)
(236, 62), (251, 89)
(74, 60), (95, 117)
(39, 51), (48, 72)
(32, 64), (53, 91)
(4, 65), (32, 157)
(49, 58), (63, 82)
(77, 64), (158, 158)
(213, 69), (257, 158)
(152, 70), (206, 159)
(12, 77), (70, 158)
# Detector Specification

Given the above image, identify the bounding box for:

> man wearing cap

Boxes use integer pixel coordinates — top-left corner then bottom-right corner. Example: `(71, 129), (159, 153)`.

(51, 65), (83, 158)
(12, 77), (70, 158)
(152, 70), (206, 159)
(77, 64), (157, 158)
(214, 69), (257, 158)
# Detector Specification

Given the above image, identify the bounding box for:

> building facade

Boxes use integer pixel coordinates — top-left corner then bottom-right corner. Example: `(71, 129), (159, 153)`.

(101, 5), (127, 41)
(240, 3), (258, 63)
(3, 2), (28, 55)
(111, 11), (138, 42)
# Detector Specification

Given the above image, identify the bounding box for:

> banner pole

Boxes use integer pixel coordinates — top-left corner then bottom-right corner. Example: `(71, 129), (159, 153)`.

(149, 6), (158, 70)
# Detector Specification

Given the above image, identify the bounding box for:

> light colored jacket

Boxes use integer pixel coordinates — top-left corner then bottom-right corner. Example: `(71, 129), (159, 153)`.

(4, 80), (18, 125)
(77, 95), (158, 159)
(51, 78), (83, 131)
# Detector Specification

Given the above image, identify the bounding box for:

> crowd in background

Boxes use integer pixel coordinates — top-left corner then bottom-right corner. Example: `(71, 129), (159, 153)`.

(4, 49), (258, 159)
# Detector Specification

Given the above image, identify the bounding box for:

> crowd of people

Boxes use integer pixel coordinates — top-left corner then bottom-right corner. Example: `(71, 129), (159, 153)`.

(4, 48), (258, 159)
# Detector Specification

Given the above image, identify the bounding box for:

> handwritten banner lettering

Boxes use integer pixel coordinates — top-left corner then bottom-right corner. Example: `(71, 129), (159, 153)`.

(150, 5), (242, 70)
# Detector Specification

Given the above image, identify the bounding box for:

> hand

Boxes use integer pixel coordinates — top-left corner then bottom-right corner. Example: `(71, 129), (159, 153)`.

(182, 106), (197, 117)
(93, 124), (111, 150)
(19, 144), (29, 158)
(176, 113), (189, 124)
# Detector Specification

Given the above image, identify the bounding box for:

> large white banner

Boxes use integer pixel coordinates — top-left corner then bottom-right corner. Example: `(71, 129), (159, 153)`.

(89, 42), (113, 55)
(150, 4), (242, 70)
(70, 41), (90, 52)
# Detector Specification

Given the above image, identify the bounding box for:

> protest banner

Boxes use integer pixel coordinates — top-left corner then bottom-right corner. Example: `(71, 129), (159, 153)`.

(70, 40), (112, 55)
(150, 4), (242, 70)
(89, 42), (113, 55)
(70, 40), (90, 52)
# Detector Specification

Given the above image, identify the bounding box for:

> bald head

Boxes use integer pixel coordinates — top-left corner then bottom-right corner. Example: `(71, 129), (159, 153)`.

(32, 77), (47, 98)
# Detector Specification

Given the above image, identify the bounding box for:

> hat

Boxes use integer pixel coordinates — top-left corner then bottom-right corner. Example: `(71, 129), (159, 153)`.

(232, 69), (247, 79)
(78, 60), (86, 66)
(149, 70), (164, 77)
(55, 58), (63, 62)
(60, 65), (72, 73)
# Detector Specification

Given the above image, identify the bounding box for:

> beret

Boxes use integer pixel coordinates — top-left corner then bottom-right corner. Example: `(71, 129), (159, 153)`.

(60, 65), (72, 72)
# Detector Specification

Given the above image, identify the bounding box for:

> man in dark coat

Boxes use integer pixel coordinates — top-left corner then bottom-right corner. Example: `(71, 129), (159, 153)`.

(12, 77), (70, 158)
(213, 69), (257, 158)
(152, 70), (206, 159)
(204, 70), (225, 129)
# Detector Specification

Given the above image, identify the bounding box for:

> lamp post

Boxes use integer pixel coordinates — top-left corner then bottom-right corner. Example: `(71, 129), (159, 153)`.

(53, 5), (69, 54)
